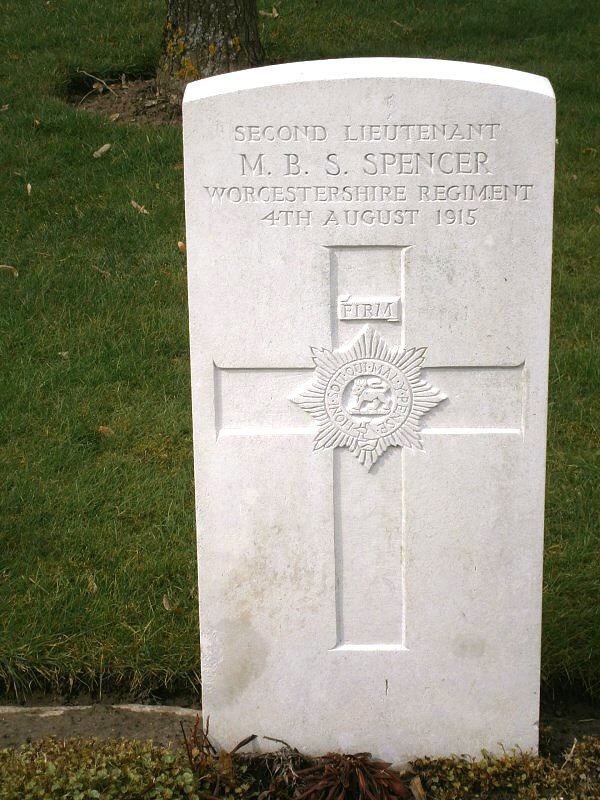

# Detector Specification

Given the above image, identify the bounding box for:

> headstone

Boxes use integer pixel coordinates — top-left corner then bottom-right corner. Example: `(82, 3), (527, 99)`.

(183, 58), (555, 762)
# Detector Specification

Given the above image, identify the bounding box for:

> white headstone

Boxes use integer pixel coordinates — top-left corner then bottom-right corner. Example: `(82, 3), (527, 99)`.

(183, 58), (555, 763)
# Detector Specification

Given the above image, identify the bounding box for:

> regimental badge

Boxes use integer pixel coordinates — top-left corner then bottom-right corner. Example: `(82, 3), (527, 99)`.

(290, 325), (446, 471)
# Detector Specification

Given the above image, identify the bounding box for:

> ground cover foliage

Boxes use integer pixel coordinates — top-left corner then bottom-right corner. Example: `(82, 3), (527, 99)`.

(0, 0), (598, 700)
(0, 727), (599, 799)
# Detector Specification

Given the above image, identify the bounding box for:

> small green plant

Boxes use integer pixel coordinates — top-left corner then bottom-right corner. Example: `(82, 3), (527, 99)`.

(410, 737), (600, 799)
(180, 717), (265, 798)
(0, 737), (199, 800)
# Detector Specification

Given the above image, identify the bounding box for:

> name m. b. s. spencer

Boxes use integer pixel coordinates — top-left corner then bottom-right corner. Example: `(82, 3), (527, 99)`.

(240, 150), (493, 177)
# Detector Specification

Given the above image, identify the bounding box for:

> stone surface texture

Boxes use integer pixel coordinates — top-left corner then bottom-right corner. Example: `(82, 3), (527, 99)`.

(183, 58), (555, 763)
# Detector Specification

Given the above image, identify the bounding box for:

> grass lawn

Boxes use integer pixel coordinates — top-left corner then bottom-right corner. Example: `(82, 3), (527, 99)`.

(0, 0), (598, 700)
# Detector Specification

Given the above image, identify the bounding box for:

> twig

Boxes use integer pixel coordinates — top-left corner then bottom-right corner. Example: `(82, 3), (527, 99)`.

(202, 716), (218, 756)
(560, 737), (577, 770)
(263, 735), (294, 749)
(77, 69), (118, 96)
(180, 720), (193, 767)
(78, 88), (97, 106)
(231, 733), (258, 754)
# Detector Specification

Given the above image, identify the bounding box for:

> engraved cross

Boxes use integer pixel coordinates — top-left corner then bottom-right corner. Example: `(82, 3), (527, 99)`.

(213, 245), (525, 651)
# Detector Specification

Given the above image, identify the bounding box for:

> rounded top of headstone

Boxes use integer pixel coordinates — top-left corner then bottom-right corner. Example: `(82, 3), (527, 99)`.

(183, 58), (554, 104)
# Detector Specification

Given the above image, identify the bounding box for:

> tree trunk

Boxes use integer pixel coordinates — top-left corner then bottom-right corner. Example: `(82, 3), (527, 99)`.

(157, 0), (264, 104)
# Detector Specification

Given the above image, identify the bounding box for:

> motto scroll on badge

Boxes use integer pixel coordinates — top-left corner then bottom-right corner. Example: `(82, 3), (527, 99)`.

(290, 325), (446, 471)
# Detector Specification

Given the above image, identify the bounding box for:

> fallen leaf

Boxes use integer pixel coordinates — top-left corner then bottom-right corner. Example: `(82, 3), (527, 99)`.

(595, 206), (600, 215)
(0, 265), (18, 277)
(177, 240), (186, 253)
(26, 183), (32, 195)
(131, 199), (149, 214)
(582, 147), (597, 156)
(58, 351), (69, 359)
(259, 5), (279, 17)
(1, 104), (9, 112)
(409, 775), (427, 799)
(96, 425), (114, 437)
(162, 595), (182, 613)
(33, 119), (41, 128)
(218, 750), (235, 778)
(109, 112), (120, 122)
(93, 143), (111, 158)
(91, 264), (111, 278)
(87, 575), (98, 593)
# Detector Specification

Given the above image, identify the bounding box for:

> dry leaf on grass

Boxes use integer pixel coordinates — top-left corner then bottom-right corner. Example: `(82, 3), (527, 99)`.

(131, 199), (149, 214)
(259, 6), (279, 17)
(177, 240), (186, 253)
(26, 183), (32, 195)
(0, 104), (8, 112)
(594, 206), (600, 215)
(58, 351), (69, 359)
(96, 425), (114, 437)
(162, 595), (182, 613)
(93, 143), (111, 158)
(87, 575), (98, 594)
(0, 265), (18, 277)
(109, 112), (120, 122)
(91, 265), (111, 278)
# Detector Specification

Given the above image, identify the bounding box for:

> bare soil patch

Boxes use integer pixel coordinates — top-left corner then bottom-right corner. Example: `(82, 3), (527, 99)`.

(71, 77), (181, 126)
(540, 697), (600, 760)
(0, 704), (199, 749)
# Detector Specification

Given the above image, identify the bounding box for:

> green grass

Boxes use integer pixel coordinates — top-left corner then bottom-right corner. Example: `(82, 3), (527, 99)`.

(0, 0), (598, 699)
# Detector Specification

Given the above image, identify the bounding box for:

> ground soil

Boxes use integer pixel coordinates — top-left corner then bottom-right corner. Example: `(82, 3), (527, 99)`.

(71, 77), (181, 126)
(0, 703), (199, 749)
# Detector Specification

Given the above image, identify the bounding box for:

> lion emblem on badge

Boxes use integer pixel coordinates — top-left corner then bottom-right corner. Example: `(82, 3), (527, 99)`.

(347, 377), (392, 414)
(290, 325), (445, 470)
